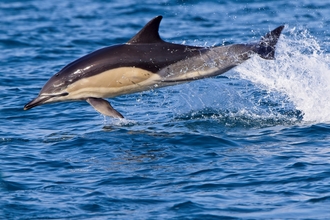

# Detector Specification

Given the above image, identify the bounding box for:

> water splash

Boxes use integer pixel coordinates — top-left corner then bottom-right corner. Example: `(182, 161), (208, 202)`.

(234, 26), (330, 123)
(102, 115), (137, 129)
(170, 77), (302, 128)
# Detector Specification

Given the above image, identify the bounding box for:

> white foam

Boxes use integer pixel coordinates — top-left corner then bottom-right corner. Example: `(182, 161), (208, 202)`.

(102, 116), (136, 127)
(234, 26), (330, 123)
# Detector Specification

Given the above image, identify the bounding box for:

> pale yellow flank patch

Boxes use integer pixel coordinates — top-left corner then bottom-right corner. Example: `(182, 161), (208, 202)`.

(66, 67), (161, 99)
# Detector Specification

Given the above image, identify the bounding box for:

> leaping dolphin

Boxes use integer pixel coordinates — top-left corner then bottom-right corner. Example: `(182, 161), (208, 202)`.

(24, 16), (284, 118)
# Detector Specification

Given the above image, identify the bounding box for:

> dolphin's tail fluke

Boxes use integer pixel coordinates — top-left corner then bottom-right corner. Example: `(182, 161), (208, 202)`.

(255, 25), (285, 60)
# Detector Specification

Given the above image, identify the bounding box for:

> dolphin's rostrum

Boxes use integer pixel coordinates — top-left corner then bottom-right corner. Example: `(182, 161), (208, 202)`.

(24, 16), (284, 118)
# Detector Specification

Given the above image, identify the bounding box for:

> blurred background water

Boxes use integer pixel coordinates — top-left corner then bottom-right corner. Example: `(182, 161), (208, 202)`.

(1, 0), (330, 219)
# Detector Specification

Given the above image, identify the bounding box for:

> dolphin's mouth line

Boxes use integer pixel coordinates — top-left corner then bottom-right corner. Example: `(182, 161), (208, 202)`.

(24, 92), (69, 110)
(24, 96), (52, 110)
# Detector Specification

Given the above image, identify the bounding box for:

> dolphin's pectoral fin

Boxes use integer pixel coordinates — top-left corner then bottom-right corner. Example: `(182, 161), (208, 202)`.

(86, 97), (124, 119)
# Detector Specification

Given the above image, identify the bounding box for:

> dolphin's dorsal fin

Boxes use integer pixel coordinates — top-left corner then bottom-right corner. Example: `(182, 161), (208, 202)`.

(127, 16), (164, 44)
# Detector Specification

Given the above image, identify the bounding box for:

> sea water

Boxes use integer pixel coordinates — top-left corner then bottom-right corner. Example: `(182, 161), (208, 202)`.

(1, 0), (330, 219)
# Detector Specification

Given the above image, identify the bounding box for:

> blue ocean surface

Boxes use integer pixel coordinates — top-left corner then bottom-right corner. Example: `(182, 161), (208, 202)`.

(1, 0), (330, 219)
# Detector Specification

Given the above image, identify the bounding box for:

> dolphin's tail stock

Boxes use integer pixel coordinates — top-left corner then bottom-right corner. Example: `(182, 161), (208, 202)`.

(255, 25), (285, 60)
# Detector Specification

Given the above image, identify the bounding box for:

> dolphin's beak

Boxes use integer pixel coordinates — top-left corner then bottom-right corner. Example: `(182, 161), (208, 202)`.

(24, 92), (69, 110)
(24, 96), (52, 110)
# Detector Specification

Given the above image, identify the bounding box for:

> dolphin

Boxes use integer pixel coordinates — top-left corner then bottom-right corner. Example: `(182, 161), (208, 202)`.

(24, 16), (284, 118)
